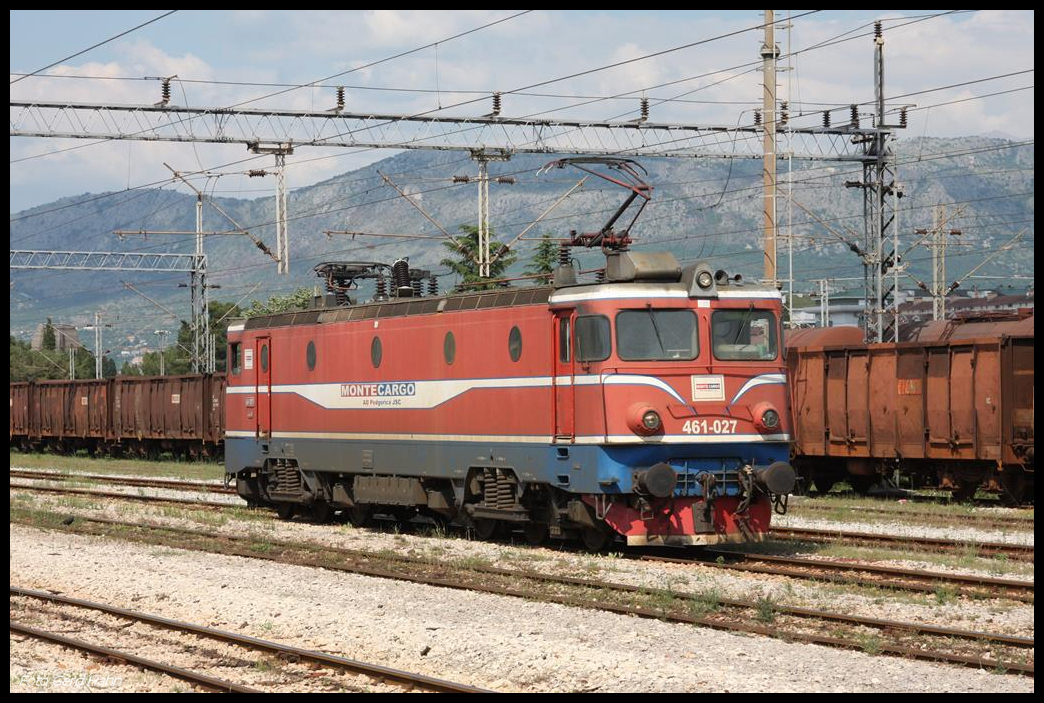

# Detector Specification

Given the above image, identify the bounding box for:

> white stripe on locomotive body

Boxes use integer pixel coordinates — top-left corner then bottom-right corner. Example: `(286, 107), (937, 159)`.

(728, 373), (787, 405)
(226, 429), (791, 444)
(549, 284), (782, 304)
(226, 373), (691, 409)
(226, 322), (245, 333)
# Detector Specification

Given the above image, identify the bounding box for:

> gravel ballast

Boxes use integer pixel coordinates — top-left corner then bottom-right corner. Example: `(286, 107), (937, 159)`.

(9, 524), (1034, 693)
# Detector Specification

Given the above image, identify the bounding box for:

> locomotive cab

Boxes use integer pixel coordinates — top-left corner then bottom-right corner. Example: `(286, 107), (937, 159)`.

(547, 251), (794, 546)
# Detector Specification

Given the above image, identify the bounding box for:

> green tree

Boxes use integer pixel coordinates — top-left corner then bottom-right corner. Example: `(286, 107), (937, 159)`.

(524, 233), (561, 284)
(42, 318), (56, 351)
(243, 288), (316, 318)
(440, 225), (517, 290)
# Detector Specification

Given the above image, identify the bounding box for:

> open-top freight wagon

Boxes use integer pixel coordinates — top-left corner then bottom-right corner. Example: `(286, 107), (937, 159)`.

(9, 374), (225, 459)
(786, 314), (1034, 504)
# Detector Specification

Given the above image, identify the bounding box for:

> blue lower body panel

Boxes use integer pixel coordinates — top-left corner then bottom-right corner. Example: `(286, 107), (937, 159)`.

(226, 436), (790, 498)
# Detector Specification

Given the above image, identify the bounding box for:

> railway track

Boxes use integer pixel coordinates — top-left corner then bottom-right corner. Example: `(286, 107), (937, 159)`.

(14, 511), (1034, 676)
(642, 551), (1034, 603)
(768, 525), (1035, 562)
(11, 479), (1034, 602)
(11, 587), (487, 693)
(9, 469), (234, 495)
(790, 501), (1034, 531)
(9, 482), (237, 510)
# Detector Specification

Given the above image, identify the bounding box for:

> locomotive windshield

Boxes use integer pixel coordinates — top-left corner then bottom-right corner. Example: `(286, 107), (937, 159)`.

(616, 309), (698, 361)
(712, 309), (778, 360)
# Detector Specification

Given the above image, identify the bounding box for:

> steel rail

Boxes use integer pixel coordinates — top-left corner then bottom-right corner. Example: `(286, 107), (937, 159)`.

(27, 513), (1034, 675)
(790, 501), (1034, 529)
(9, 482), (235, 509)
(640, 551), (1034, 603)
(9, 621), (258, 693)
(11, 587), (488, 693)
(769, 526), (1034, 561)
(9, 470), (235, 495)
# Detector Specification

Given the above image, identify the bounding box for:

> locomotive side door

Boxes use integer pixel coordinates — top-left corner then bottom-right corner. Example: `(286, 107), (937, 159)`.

(553, 311), (575, 441)
(255, 335), (272, 439)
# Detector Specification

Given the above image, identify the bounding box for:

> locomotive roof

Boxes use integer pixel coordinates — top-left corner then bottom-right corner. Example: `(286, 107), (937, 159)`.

(231, 279), (781, 332)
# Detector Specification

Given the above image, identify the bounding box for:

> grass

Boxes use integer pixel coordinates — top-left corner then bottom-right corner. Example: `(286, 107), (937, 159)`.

(10, 450), (223, 481)
(754, 596), (776, 624)
(854, 632), (883, 655)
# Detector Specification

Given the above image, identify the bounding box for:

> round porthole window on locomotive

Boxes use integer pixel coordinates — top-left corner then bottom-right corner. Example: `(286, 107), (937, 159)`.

(306, 341), (316, 371)
(371, 336), (382, 368)
(508, 326), (522, 362)
(444, 331), (456, 365)
(260, 344), (269, 372)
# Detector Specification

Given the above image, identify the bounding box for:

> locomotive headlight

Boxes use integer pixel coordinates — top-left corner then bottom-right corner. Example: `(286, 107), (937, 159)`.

(751, 402), (781, 433)
(642, 410), (662, 431)
(628, 403), (663, 436)
(761, 408), (780, 429)
(697, 271), (713, 289)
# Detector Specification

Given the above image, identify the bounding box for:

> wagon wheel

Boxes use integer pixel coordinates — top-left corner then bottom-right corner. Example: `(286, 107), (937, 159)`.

(472, 518), (507, 541)
(815, 478), (837, 496)
(848, 475), (876, 495)
(580, 525), (613, 553)
(275, 503), (296, 521)
(951, 482), (978, 502)
(522, 522), (549, 546)
(998, 468), (1027, 507)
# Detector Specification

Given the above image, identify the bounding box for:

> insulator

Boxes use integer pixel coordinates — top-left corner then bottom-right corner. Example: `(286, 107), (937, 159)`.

(779, 101), (788, 127)
(375, 275), (388, 301)
(336, 86), (345, 111)
(753, 109), (762, 126)
(595, 269), (606, 283)
(391, 259), (411, 289)
(428, 276), (438, 296)
(822, 110), (831, 128)
(899, 107), (908, 129)
(640, 97), (649, 121)
(558, 242), (571, 266)
(411, 278), (423, 297)
(850, 104), (860, 128)
(492, 91), (502, 117)
(874, 21), (882, 40)
(161, 79), (171, 105)
(452, 175), (470, 184)
(248, 170), (267, 178)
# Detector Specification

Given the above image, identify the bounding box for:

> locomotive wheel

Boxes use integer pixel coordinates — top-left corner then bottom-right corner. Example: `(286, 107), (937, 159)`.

(275, 503), (296, 521)
(310, 503), (333, 523)
(344, 505), (373, 528)
(848, 475), (876, 495)
(580, 525), (613, 553)
(473, 519), (506, 541)
(522, 522), (549, 546)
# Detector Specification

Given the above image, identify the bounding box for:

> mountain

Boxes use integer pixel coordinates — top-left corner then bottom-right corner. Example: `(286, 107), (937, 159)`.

(9, 137), (1034, 353)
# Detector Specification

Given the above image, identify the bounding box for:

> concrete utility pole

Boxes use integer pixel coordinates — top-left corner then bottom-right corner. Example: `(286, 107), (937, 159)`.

(87, 312), (109, 379)
(761, 9), (780, 286)
(154, 330), (169, 376)
(247, 143), (294, 275)
(467, 149), (513, 278)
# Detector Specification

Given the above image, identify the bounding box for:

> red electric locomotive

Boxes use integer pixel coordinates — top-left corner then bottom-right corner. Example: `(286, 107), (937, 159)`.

(224, 159), (795, 549)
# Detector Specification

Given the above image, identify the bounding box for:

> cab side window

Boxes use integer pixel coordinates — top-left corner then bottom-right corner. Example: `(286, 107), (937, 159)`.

(229, 343), (242, 375)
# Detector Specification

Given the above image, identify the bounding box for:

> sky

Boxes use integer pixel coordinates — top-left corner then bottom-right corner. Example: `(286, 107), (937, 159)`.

(9, 10), (1035, 212)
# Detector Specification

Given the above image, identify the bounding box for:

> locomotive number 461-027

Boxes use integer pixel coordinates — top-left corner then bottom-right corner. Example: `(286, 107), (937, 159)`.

(681, 419), (738, 435)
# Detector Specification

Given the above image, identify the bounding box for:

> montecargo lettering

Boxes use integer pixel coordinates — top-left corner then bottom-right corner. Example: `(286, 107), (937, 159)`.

(340, 382), (417, 398)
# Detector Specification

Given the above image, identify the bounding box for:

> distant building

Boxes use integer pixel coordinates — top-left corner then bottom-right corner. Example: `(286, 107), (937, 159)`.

(30, 323), (79, 351)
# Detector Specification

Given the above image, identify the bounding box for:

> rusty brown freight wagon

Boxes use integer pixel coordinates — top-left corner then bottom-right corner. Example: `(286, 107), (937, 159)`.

(785, 316), (1034, 504)
(10, 374), (226, 459)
